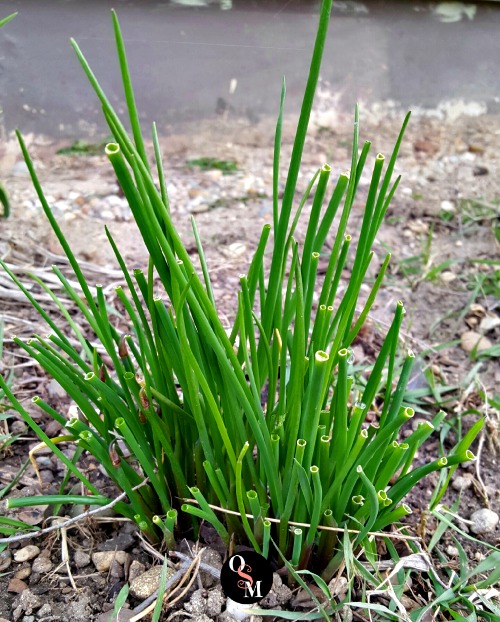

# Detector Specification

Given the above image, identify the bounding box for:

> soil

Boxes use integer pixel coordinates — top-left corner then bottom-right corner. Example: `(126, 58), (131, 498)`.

(0, 106), (499, 621)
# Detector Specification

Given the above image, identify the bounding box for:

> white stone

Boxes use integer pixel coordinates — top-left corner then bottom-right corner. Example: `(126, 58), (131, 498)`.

(226, 598), (258, 621)
(470, 509), (499, 535)
(480, 315), (500, 333)
(440, 200), (456, 213)
(452, 475), (473, 491)
(14, 545), (40, 562)
(104, 194), (124, 207)
(440, 271), (457, 283)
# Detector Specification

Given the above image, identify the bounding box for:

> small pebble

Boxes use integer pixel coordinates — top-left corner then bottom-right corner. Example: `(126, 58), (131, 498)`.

(470, 508), (499, 535)
(204, 169), (223, 182)
(61, 447), (76, 461)
(457, 520), (470, 534)
(8, 577), (27, 593)
(479, 315), (500, 333)
(328, 575), (348, 600)
(485, 484), (500, 500)
(74, 550), (91, 568)
(228, 242), (246, 257)
(440, 200), (456, 213)
(473, 165), (488, 176)
(37, 603), (52, 616)
(92, 550), (128, 572)
(54, 563), (69, 574)
(129, 565), (175, 600)
(34, 456), (51, 467)
(14, 565), (31, 580)
(260, 573), (293, 608)
(46, 378), (67, 400)
(120, 521), (137, 535)
(206, 586), (225, 617)
(200, 548), (222, 587)
(0, 549), (12, 572)
(128, 559), (145, 582)
(31, 557), (53, 574)
(104, 194), (127, 208)
(95, 610), (135, 622)
(109, 559), (124, 579)
(184, 589), (207, 615)
(460, 331), (492, 354)
(14, 545), (40, 563)
(10, 420), (27, 435)
(339, 606), (353, 622)
(446, 545), (459, 557)
(225, 598), (262, 622)
(440, 271), (456, 283)
(452, 475), (473, 491)
(11, 160), (30, 177)
(98, 532), (135, 552)
(39, 469), (54, 485)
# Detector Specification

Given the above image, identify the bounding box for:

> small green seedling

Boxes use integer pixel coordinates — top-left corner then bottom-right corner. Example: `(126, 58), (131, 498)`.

(187, 157), (238, 174)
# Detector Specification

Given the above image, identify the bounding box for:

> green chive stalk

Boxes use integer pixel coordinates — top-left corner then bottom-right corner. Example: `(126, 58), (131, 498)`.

(291, 528), (303, 568)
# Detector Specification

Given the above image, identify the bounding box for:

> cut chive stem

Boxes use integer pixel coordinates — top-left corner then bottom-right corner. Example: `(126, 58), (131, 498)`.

(291, 528), (303, 568)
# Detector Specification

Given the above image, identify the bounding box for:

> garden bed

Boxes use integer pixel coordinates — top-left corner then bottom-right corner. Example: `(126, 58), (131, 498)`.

(0, 106), (499, 621)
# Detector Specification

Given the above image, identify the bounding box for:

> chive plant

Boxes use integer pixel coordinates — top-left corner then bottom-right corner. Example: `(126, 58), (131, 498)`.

(1, 0), (482, 574)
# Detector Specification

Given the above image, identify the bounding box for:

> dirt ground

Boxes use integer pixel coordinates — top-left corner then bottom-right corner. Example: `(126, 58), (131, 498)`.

(0, 107), (499, 620)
